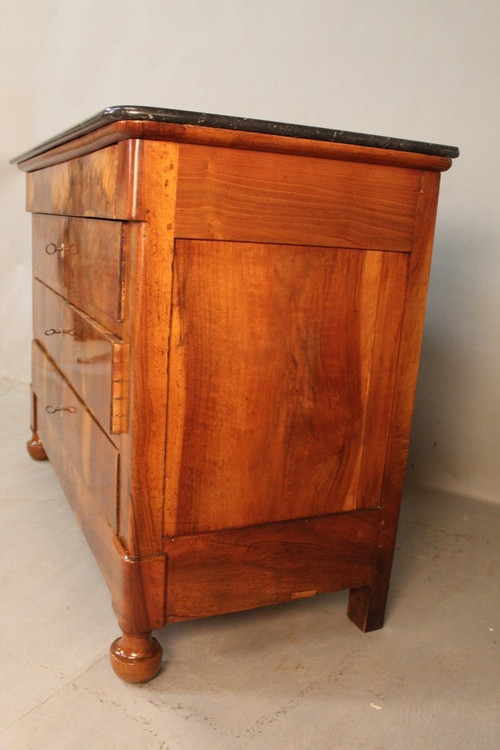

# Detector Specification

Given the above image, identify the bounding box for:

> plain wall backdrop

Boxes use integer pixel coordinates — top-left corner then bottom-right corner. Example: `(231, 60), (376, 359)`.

(1, 0), (499, 503)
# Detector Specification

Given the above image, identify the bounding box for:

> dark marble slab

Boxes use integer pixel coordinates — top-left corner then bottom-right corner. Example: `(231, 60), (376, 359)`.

(12, 105), (459, 163)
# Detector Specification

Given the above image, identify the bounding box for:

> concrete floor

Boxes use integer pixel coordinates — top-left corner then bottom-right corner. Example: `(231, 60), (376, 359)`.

(1, 378), (499, 749)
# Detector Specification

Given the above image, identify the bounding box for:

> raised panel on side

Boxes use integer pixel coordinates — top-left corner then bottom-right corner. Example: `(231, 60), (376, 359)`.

(164, 240), (408, 535)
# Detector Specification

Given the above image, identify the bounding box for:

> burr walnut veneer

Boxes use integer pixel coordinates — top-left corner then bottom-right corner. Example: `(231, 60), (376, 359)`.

(13, 107), (458, 683)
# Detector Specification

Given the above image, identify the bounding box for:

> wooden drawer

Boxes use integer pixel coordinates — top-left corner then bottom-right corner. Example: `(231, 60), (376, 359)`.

(32, 214), (124, 334)
(32, 341), (119, 529)
(33, 280), (128, 435)
(26, 142), (141, 220)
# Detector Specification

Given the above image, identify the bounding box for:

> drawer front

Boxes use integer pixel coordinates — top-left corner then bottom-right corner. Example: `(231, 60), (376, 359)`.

(32, 214), (124, 333)
(32, 341), (119, 529)
(26, 142), (139, 220)
(34, 280), (128, 435)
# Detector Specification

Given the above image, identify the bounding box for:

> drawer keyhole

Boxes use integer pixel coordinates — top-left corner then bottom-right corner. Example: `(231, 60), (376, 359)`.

(45, 242), (66, 257)
(45, 405), (77, 414)
(44, 328), (76, 337)
(45, 243), (76, 258)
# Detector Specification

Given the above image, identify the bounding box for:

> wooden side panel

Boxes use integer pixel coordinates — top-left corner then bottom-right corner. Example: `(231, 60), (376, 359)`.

(357, 251), (409, 507)
(33, 280), (128, 435)
(164, 510), (379, 622)
(26, 141), (141, 220)
(164, 240), (408, 535)
(31, 341), (119, 529)
(382, 173), (443, 476)
(175, 144), (421, 251)
(32, 214), (124, 334)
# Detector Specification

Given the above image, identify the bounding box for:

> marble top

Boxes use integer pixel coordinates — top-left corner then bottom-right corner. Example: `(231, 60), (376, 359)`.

(12, 105), (459, 163)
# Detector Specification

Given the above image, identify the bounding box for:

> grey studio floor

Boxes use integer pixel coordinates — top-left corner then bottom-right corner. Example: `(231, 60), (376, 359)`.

(1, 379), (499, 750)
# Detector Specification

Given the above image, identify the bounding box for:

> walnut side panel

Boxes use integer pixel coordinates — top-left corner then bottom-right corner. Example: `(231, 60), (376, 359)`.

(164, 240), (408, 535)
(357, 251), (409, 507)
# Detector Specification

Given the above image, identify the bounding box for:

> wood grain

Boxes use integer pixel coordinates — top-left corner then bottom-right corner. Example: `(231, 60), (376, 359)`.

(33, 280), (128, 435)
(164, 240), (409, 535)
(164, 510), (379, 621)
(26, 141), (142, 220)
(118, 140), (180, 556)
(32, 341), (119, 528)
(32, 213), (124, 335)
(27, 365), (167, 639)
(18, 116), (455, 679)
(175, 143), (421, 251)
(349, 171), (443, 631)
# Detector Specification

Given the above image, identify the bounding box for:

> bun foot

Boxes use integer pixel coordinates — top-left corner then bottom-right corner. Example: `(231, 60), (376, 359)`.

(110, 633), (163, 684)
(27, 433), (47, 461)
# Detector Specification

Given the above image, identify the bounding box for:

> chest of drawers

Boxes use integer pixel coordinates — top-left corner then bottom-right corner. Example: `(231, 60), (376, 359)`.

(13, 107), (458, 683)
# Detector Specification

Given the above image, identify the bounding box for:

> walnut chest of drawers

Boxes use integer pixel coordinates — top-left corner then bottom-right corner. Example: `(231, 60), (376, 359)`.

(12, 107), (458, 683)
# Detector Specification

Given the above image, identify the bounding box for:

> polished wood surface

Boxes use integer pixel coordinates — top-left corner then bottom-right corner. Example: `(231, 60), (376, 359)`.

(32, 341), (119, 528)
(349, 169), (443, 632)
(27, 140), (142, 220)
(27, 388), (48, 460)
(26, 433), (48, 460)
(110, 634), (162, 684)
(175, 144), (421, 251)
(26, 378), (167, 669)
(165, 511), (379, 621)
(33, 280), (128, 435)
(165, 240), (408, 534)
(119, 140), (179, 557)
(32, 214), (124, 335)
(20, 115), (455, 682)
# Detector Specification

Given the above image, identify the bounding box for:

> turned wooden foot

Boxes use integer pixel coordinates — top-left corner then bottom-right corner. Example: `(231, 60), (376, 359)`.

(26, 432), (48, 461)
(110, 633), (163, 684)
